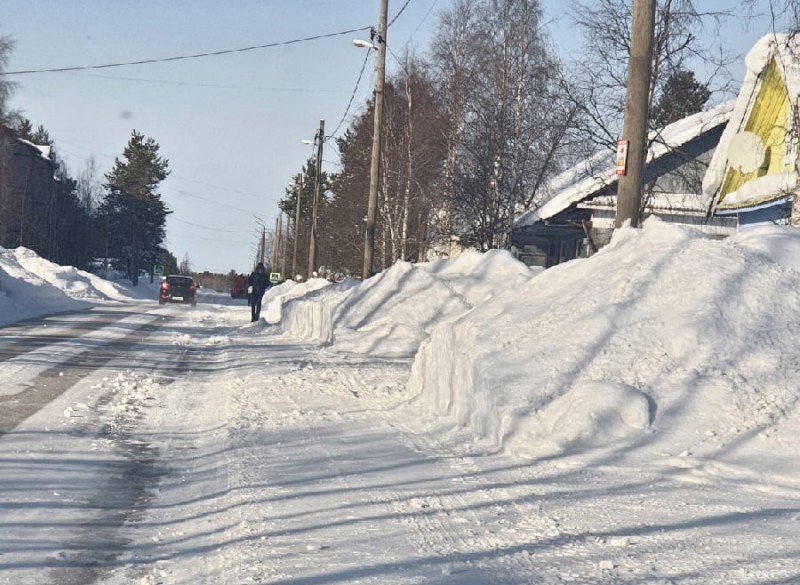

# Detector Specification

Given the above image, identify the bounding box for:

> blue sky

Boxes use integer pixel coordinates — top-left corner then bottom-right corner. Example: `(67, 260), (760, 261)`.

(1, 0), (787, 274)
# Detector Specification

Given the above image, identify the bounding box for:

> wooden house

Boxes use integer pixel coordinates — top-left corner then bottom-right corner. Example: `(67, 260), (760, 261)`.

(510, 102), (734, 268)
(702, 33), (800, 228)
(0, 131), (58, 252)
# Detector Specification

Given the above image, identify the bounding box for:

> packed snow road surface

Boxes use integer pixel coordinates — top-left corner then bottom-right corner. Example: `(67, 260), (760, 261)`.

(0, 306), (162, 435)
(2, 257), (800, 585)
(1, 302), (523, 585)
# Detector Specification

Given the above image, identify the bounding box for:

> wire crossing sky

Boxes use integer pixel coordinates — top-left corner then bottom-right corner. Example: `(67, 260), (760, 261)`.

(2, 0), (780, 273)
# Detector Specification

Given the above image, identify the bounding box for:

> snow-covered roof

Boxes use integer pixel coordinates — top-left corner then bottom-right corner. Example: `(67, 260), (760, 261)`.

(702, 33), (800, 210)
(17, 137), (53, 163)
(515, 100), (734, 227)
(580, 192), (709, 215)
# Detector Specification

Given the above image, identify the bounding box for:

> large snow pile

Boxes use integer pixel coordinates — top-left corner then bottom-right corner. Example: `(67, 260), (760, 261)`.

(0, 247), (146, 326)
(271, 250), (536, 358)
(0, 247), (92, 326)
(407, 219), (800, 479)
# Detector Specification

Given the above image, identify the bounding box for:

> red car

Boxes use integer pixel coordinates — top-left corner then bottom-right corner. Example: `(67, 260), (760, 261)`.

(159, 275), (197, 306)
(231, 274), (249, 299)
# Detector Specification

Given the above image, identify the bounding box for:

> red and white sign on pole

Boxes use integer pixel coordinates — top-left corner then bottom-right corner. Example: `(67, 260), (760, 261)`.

(615, 139), (629, 176)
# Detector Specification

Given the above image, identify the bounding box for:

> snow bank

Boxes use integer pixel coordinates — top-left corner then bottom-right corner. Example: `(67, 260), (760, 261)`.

(0, 247), (151, 326)
(274, 251), (536, 358)
(12, 248), (145, 301)
(265, 277), (358, 341)
(0, 248), (91, 326)
(408, 219), (800, 469)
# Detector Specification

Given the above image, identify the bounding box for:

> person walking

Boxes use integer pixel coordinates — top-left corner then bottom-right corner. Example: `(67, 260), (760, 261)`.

(247, 262), (269, 322)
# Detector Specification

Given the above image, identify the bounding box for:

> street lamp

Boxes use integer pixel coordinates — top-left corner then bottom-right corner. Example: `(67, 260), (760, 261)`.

(352, 39), (376, 50)
(357, 0), (388, 280)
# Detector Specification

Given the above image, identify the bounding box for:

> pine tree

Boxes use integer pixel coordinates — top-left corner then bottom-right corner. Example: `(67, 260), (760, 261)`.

(651, 69), (711, 129)
(15, 118), (33, 140)
(101, 130), (171, 285)
(277, 158), (329, 280)
(0, 35), (14, 128)
(14, 118), (53, 146)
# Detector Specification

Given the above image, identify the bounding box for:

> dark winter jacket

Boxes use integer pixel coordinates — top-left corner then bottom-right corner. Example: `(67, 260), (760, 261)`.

(248, 270), (269, 296)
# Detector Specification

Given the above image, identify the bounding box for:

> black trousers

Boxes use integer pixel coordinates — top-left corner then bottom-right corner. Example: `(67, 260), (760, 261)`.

(250, 291), (263, 322)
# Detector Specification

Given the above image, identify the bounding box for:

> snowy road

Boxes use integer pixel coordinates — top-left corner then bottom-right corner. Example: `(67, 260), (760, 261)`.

(2, 300), (799, 584)
(2, 302), (507, 584)
(0, 306), (163, 434)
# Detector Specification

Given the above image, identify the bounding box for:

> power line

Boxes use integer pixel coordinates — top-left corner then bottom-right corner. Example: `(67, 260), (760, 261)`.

(168, 216), (241, 233)
(66, 72), (350, 93)
(55, 139), (267, 201)
(399, 0), (439, 50)
(171, 234), (252, 245)
(170, 190), (258, 215)
(327, 49), (373, 140)
(388, 0), (414, 29)
(6, 26), (372, 75)
(326, 0), (416, 141)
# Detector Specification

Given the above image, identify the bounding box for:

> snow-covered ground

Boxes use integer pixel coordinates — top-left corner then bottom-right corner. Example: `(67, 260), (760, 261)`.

(1, 219), (800, 584)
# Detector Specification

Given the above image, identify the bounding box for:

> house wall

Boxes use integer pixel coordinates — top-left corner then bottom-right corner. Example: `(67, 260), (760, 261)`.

(646, 127), (724, 197)
(510, 118), (732, 270)
(591, 208), (737, 237)
(717, 197), (793, 229)
(650, 156), (710, 197)
(718, 57), (793, 206)
(0, 135), (57, 251)
(511, 223), (588, 268)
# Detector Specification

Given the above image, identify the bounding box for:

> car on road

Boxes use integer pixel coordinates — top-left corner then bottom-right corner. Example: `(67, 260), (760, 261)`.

(159, 275), (197, 306)
(230, 273), (249, 299)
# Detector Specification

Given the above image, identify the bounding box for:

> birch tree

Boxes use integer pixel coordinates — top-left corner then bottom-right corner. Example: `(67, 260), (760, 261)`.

(566, 0), (732, 157)
(430, 0), (570, 250)
(323, 57), (446, 276)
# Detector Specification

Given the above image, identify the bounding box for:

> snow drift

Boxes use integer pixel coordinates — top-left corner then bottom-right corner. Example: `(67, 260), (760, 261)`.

(407, 219), (800, 470)
(270, 250), (535, 358)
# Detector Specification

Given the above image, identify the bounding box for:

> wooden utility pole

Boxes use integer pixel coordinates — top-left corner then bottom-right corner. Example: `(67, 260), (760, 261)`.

(291, 175), (303, 279)
(362, 0), (388, 280)
(280, 214), (288, 277)
(307, 119), (324, 278)
(615, 0), (656, 229)
(273, 213), (284, 272)
(258, 226), (267, 264)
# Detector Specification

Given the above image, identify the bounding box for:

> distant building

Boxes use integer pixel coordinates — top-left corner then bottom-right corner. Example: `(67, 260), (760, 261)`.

(0, 130), (58, 251)
(510, 102), (734, 268)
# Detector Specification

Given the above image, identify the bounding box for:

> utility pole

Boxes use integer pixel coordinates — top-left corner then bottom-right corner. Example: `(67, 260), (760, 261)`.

(291, 174), (303, 280)
(260, 226), (267, 267)
(272, 214), (282, 271)
(280, 214), (289, 278)
(307, 119), (324, 278)
(615, 0), (656, 229)
(362, 0), (388, 280)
